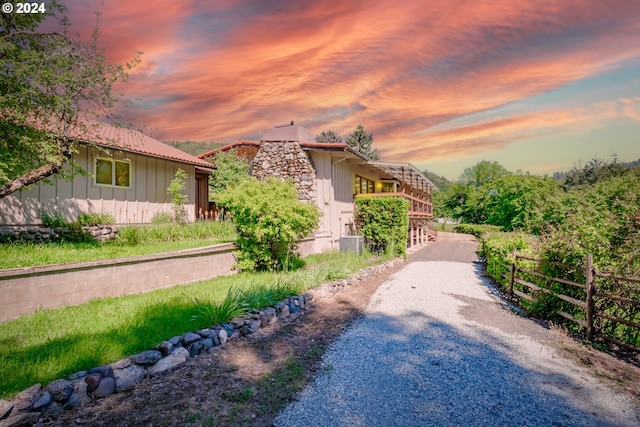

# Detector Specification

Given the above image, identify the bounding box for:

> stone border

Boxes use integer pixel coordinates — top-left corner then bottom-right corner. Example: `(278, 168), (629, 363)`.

(0, 258), (405, 426)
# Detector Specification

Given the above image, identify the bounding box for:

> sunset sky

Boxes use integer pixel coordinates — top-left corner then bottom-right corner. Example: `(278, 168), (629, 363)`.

(58, 0), (639, 180)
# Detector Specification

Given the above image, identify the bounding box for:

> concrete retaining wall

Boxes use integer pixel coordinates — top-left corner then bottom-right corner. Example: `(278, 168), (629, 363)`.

(0, 243), (237, 323)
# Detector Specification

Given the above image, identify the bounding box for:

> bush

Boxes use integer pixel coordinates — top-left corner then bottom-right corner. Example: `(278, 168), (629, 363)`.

(216, 178), (321, 271)
(77, 212), (115, 226)
(41, 209), (70, 228)
(355, 197), (409, 256)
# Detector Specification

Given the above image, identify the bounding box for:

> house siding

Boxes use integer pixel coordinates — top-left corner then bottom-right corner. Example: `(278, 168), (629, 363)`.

(0, 145), (197, 228)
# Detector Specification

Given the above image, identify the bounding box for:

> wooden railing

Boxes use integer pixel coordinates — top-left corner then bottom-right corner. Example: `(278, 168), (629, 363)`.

(355, 192), (433, 218)
(505, 251), (640, 352)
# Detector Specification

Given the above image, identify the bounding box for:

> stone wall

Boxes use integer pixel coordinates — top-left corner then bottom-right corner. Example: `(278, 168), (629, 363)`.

(251, 141), (317, 203)
(5, 225), (118, 243)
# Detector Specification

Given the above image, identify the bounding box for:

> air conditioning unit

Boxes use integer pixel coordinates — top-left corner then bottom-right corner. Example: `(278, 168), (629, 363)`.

(340, 236), (364, 255)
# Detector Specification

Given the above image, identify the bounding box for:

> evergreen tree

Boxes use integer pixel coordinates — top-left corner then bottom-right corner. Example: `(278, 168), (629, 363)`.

(314, 130), (343, 143)
(346, 124), (379, 160)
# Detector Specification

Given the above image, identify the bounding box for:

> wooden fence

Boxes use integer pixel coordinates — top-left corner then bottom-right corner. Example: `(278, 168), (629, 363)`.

(505, 251), (640, 352)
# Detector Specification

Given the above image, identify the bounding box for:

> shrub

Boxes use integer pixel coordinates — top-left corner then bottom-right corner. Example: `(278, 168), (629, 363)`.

(41, 208), (70, 228)
(216, 177), (321, 271)
(77, 212), (115, 226)
(151, 212), (173, 224)
(355, 197), (409, 256)
(168, 168), (189, 223)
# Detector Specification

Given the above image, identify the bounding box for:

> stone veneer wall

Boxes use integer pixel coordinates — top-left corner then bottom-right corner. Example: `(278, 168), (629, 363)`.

(251, 141), (317, 203)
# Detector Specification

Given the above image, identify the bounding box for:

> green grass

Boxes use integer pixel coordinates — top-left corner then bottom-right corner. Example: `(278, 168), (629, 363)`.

(0, 250), (390, 399)
(0, 221), (237, 269)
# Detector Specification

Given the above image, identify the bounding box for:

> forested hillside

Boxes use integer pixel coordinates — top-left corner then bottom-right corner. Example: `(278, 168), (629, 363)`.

(163, 141), (224, 157)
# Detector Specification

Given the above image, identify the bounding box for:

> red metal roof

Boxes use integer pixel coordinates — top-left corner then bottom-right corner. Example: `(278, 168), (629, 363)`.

(71, 121), (214, 169)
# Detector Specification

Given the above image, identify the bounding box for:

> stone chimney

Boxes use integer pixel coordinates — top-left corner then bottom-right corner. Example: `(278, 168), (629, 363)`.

(252, 121), (317, 203)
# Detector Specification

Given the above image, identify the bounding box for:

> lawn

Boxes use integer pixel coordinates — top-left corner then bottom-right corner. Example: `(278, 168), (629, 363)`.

(0, 221), (237, 269)
(0, 250), (391, 399)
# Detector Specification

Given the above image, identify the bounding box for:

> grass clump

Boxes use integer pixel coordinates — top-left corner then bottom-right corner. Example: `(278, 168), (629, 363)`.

(0, 250), (389, 398)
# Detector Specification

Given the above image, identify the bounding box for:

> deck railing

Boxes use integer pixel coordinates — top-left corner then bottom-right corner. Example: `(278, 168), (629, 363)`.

(354, 191), (433, 219)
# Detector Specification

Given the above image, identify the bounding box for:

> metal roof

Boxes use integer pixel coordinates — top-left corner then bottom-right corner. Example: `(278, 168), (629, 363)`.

(70, 121), (214, 170)
(367, 161), (439, 191)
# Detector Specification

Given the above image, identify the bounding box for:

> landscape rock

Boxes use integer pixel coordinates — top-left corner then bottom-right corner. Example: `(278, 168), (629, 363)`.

(16, 384), (41, 401)
(0, 411), (39, 427)
(113, 365), (146, 391)
(67, 371), (87, 381)
(196, 329), (214, 338)
(168, 335), (181, 347)
(221, 323), (234, 338)
(154, 340), (173, 356)
(72, 380), (91, 407)
(44, 401), (63, 417)
(181, 332), (201, 346)
(280, 304), (290, 318)
(46, 379), (73, 402)
(84, 374), (102, 393)
(188, 341), (202, 357)
(31, 391), (51, 410)
(62, 393), (82, 411)
(260, 314), (269, 328)
(88, 365), (112, 378)
(148, 347), (190, 375)
(248, 319), (261, 333)
(202, 338), (213, 352)
(93, 377), (116, 399)
(287, 302), (300, 314)
(130, 350), (162, 366)
(110, 359), (131, 370)
(0, 401), (13, 420)
(218, 328), (228, 345)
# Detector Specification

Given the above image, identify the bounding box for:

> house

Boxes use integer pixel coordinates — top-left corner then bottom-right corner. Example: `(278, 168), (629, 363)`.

(0, 122), (214, 231)
(199, 121), (437, 254)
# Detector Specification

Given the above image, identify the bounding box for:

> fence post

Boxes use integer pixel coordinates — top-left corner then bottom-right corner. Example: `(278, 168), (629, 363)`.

(585, 253), (595, 341)
(508, 248), (516, 300)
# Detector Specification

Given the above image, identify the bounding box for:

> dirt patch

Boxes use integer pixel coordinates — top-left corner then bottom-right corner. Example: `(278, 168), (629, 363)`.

(37, 262), (404, 427)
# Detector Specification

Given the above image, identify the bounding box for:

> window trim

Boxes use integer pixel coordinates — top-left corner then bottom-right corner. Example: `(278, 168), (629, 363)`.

(354, 174), (375, 195)
(94, 156), (132, 189)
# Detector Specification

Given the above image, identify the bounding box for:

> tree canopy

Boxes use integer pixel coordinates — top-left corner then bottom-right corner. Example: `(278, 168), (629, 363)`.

(0, 1), (140, 198)
(208, 149), (250, 197)
(346, 124), (379, 160)
(314, 130), (343, 143)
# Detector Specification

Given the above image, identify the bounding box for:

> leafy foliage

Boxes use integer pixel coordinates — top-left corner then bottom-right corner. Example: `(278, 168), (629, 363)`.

(208, 149), (250, 196)
(167, 168), (188, 223)
(163, 140), (223, 156)
(355, 197), (409, 256)
(346, 124), (379, 160)
(315, 130), (343, 143)
(0, 3), (140, 198)
(216, 178), (321, 271)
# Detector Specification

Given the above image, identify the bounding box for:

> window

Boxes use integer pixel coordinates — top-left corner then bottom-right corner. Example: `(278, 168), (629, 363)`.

(354, 175), (375, 194)
(95, 158), (131, 188)
(382, 182), (395, 193)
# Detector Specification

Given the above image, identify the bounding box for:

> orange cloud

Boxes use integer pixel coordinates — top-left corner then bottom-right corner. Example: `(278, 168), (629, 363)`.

(60, 0), (640, 163)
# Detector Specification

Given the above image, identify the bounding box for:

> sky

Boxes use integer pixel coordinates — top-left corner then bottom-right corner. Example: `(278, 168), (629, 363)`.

(56, 0), (640, 180)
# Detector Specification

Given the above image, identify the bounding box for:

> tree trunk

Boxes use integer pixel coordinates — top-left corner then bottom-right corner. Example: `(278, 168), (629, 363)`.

(0, 144), (70, 199)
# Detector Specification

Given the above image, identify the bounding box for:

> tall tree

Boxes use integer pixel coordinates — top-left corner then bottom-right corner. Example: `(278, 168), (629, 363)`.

(0, 1), (140, 199)
(208, 149), (250, 197)
(314, 130), (343, 143)
(346, 124), (379, 160)
(458, 160), (511, 188)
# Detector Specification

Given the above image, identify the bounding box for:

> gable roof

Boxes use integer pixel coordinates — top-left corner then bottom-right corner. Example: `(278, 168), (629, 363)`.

(70, 121), (214, 170)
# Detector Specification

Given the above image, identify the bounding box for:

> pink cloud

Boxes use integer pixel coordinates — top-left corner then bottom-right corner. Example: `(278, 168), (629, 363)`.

(59, 0), (640, 161)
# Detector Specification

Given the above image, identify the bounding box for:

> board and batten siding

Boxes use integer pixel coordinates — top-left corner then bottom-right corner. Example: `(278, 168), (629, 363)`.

(0, 145), (196, 227)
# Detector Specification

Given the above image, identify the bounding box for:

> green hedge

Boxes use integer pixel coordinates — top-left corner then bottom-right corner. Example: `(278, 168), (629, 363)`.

(355, 197), (409, 256)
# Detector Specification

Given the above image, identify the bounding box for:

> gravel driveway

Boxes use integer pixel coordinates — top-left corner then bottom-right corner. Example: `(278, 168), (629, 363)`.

(274, 233), (640, 427)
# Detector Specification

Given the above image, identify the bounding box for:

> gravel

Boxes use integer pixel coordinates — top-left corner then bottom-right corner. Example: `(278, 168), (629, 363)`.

(274, 259), (640, 427)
